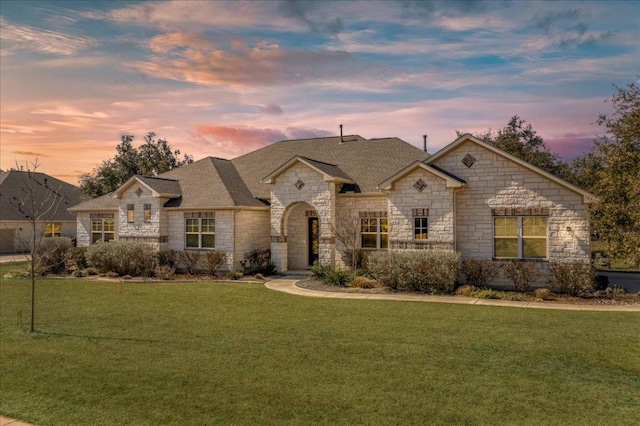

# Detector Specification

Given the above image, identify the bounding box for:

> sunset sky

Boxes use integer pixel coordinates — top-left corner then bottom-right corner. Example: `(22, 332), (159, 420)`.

(1, 0), (638, 185)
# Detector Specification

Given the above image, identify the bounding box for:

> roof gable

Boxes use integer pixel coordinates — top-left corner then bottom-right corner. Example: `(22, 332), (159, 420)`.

(113, 175), (182, 199)
(426, 134), (596, 203)
(378, 161), (466, 190)
(262, 156), (355, 184)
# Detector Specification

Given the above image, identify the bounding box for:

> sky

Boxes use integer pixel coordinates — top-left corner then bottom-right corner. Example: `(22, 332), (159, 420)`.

(1, 0), (638, 185)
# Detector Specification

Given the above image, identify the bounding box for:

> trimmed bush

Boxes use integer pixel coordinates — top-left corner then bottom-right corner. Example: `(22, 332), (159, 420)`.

(502, 260), (538, 293)
(68, 246), (88, 270)
(157, 250), (177, 267)
(367, 251), (460, 294)
(240, 249), (276, 275)
(86, 241), (157, 277)
(455, 285), (476, 297)
(551, 261), (596, 296)
(474, 289), (501, 299)
(34, 237), (73, 275)
(202, 250), (227, 276)
(462, 259), (499, 287)
(179, 251), (202, 275)
(534, 288), (552, 301)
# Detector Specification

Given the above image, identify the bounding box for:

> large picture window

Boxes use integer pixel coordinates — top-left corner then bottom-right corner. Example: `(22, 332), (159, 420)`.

(361, 217), (389, 249)
(45, 223), (62, 237)
(185, 218), (215, 249)
(494, 216), (547, 259)
(91, 219), (115, 244)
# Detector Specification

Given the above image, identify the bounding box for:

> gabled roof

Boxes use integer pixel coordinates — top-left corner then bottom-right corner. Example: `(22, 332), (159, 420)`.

(233, 135), (430, 196)
(68, 192), (119, 212)
(113, 175), (182, 199)
(378, 161), (466, 190)
(426, 134), (597, 204)
(161, 157), (266, 209)
(0, 170), (83, 221)
(262, 156), (355, 184)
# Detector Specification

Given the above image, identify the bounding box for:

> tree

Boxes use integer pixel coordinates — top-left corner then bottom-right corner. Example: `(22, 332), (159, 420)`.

(458, 115), (573, 180)
(581, 82), (640, 265)
(79, 132), (193, 198)
(331, 215), (365, 271)
(8, 160), (69, 332)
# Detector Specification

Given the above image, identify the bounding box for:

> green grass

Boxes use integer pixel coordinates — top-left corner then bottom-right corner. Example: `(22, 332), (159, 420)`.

(1, 275), (639, 425)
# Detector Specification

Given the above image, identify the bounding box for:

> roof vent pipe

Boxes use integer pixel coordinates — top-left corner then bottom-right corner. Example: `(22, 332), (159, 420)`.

(339, 124), (344, 143)
(423, 134), (428, 152)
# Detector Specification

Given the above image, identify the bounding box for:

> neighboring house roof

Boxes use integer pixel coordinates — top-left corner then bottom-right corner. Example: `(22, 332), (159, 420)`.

(262, 156), (355, 184)
(378, 161), (467, 190)
(0, 170), (82, 221)
(68, 192), (119, 212)
(233, 135), (430, 197)
(113, 175), (182, 199)
(426, 134), (597, 204)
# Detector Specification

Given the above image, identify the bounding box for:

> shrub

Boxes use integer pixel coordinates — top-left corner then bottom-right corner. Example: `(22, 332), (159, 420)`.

(179, 251), (202, 275)
(68, 246), (88, 270)
(551, 261), (596, 296)
(534, 288), (552, 300)
(202, 250), (227, 276)
(502, 260), (538, 292)
(84, 267), (98, 276)
(367, 251), (460, 294)
(154, 265), (175, 280)
(34, 236), (73, 275)
(254, 273), (265, 280)
(311, 261), (328, 280)
(324, 267), (351, 287)
(73, 269), (86, 277)
(350, 276), (378, 289)
(606, 285), (627, 299)
(474, 289), (502, 299)
(86, 241), (157, 277)
(455, 285), (476, 297)
(105, 271), (119, 278)
(157, 250), (177, 267)
(462, 259), (499, 287)
(240, 248), (276, 275)
(228, 271), (243, 280)
(4, 269), (29, 279)
(341, 248), (368, 270)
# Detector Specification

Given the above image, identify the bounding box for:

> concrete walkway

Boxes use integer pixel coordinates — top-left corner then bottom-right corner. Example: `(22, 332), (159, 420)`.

(0, 416), (33, 426)
(266, 276), (640, 312)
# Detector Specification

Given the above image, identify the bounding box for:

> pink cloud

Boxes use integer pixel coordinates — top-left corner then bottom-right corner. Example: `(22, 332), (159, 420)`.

(546, 133), (596, 159)
(193, 125), (288, 158)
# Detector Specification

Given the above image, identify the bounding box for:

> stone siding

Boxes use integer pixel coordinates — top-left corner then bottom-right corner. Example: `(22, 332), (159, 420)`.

(433, 140), (591, 287)
(234, 210), (271, 270)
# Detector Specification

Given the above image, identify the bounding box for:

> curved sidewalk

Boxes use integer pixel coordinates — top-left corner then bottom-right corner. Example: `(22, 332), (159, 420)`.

(265, 277), (640, 312)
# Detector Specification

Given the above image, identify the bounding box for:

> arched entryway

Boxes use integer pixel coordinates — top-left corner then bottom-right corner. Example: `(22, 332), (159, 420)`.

(282, 202), (319, 269)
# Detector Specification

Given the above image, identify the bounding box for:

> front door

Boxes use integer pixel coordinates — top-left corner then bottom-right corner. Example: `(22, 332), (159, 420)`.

(308, 217), (319, 265)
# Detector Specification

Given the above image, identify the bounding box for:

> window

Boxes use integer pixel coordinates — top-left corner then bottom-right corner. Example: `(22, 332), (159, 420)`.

(494, 217), (547, 259)
(45, 223), (62, 237)
(144, 204), (152, 223)
(91, 219), (115, 244)
(127, 204), (135, 223)
(361, 217), (389, 249)
(185, 218), (215, 249)
(414, 217), (428, 240)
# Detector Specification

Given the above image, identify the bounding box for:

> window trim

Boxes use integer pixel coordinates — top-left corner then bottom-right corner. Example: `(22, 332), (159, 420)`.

(185, 217), (216, 249)
(413, 217), (429, 240)
(361, 217), (389, 250)
(144, 204), (152, 223)
(493, 216), (548, 259)
(91, 218), (115, 244)
(45, 222), (62, 237)
(127, 204), (135, 223)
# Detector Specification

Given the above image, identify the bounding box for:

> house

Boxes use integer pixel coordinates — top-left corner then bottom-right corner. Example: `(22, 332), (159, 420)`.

(69, 134), (594, 285)
(0, 170), (83, 253)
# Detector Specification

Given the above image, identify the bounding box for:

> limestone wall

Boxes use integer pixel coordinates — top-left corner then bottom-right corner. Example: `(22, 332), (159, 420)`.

(234, 209), (271, 270)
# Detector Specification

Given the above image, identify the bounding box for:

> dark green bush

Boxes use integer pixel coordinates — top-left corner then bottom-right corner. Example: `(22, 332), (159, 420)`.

(157, 250), (177, 267)
(462, 259), (499, 287)
(551, 261), (596, 296)
(86, 241), (157, 277)
(367, 251), (460, 294)
(34, 237), (73, 275)
(240, 248), (276, 275)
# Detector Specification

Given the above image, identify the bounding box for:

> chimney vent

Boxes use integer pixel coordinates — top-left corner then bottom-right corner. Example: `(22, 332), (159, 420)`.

(339, 124), (344, 144)
(423, 135), (428, 152)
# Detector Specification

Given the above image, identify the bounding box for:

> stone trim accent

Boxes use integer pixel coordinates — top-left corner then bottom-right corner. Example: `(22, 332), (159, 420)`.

(359, 211), (388, 218)
(390, 240), (454, 250)
(412, 208), (429, 217)
(305, 210), (318, 217)
(318, 237), (335, 244)
(184, 212), (215, 218)
(271, 236), (287, 243)
(120, 236), (168, 243)
(491, 207), (549, 216)
(90, 213), (114, 218)
(413, 179), (427, 192)
(462, 153), (477, 168)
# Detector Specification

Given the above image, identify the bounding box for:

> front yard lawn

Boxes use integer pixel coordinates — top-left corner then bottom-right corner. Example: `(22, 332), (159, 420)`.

(1, 277), (639, 425)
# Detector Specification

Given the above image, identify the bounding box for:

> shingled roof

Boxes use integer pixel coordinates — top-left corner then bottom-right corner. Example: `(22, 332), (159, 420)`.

(0, 170), (82, 221)
(233, 135), (430, 197)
